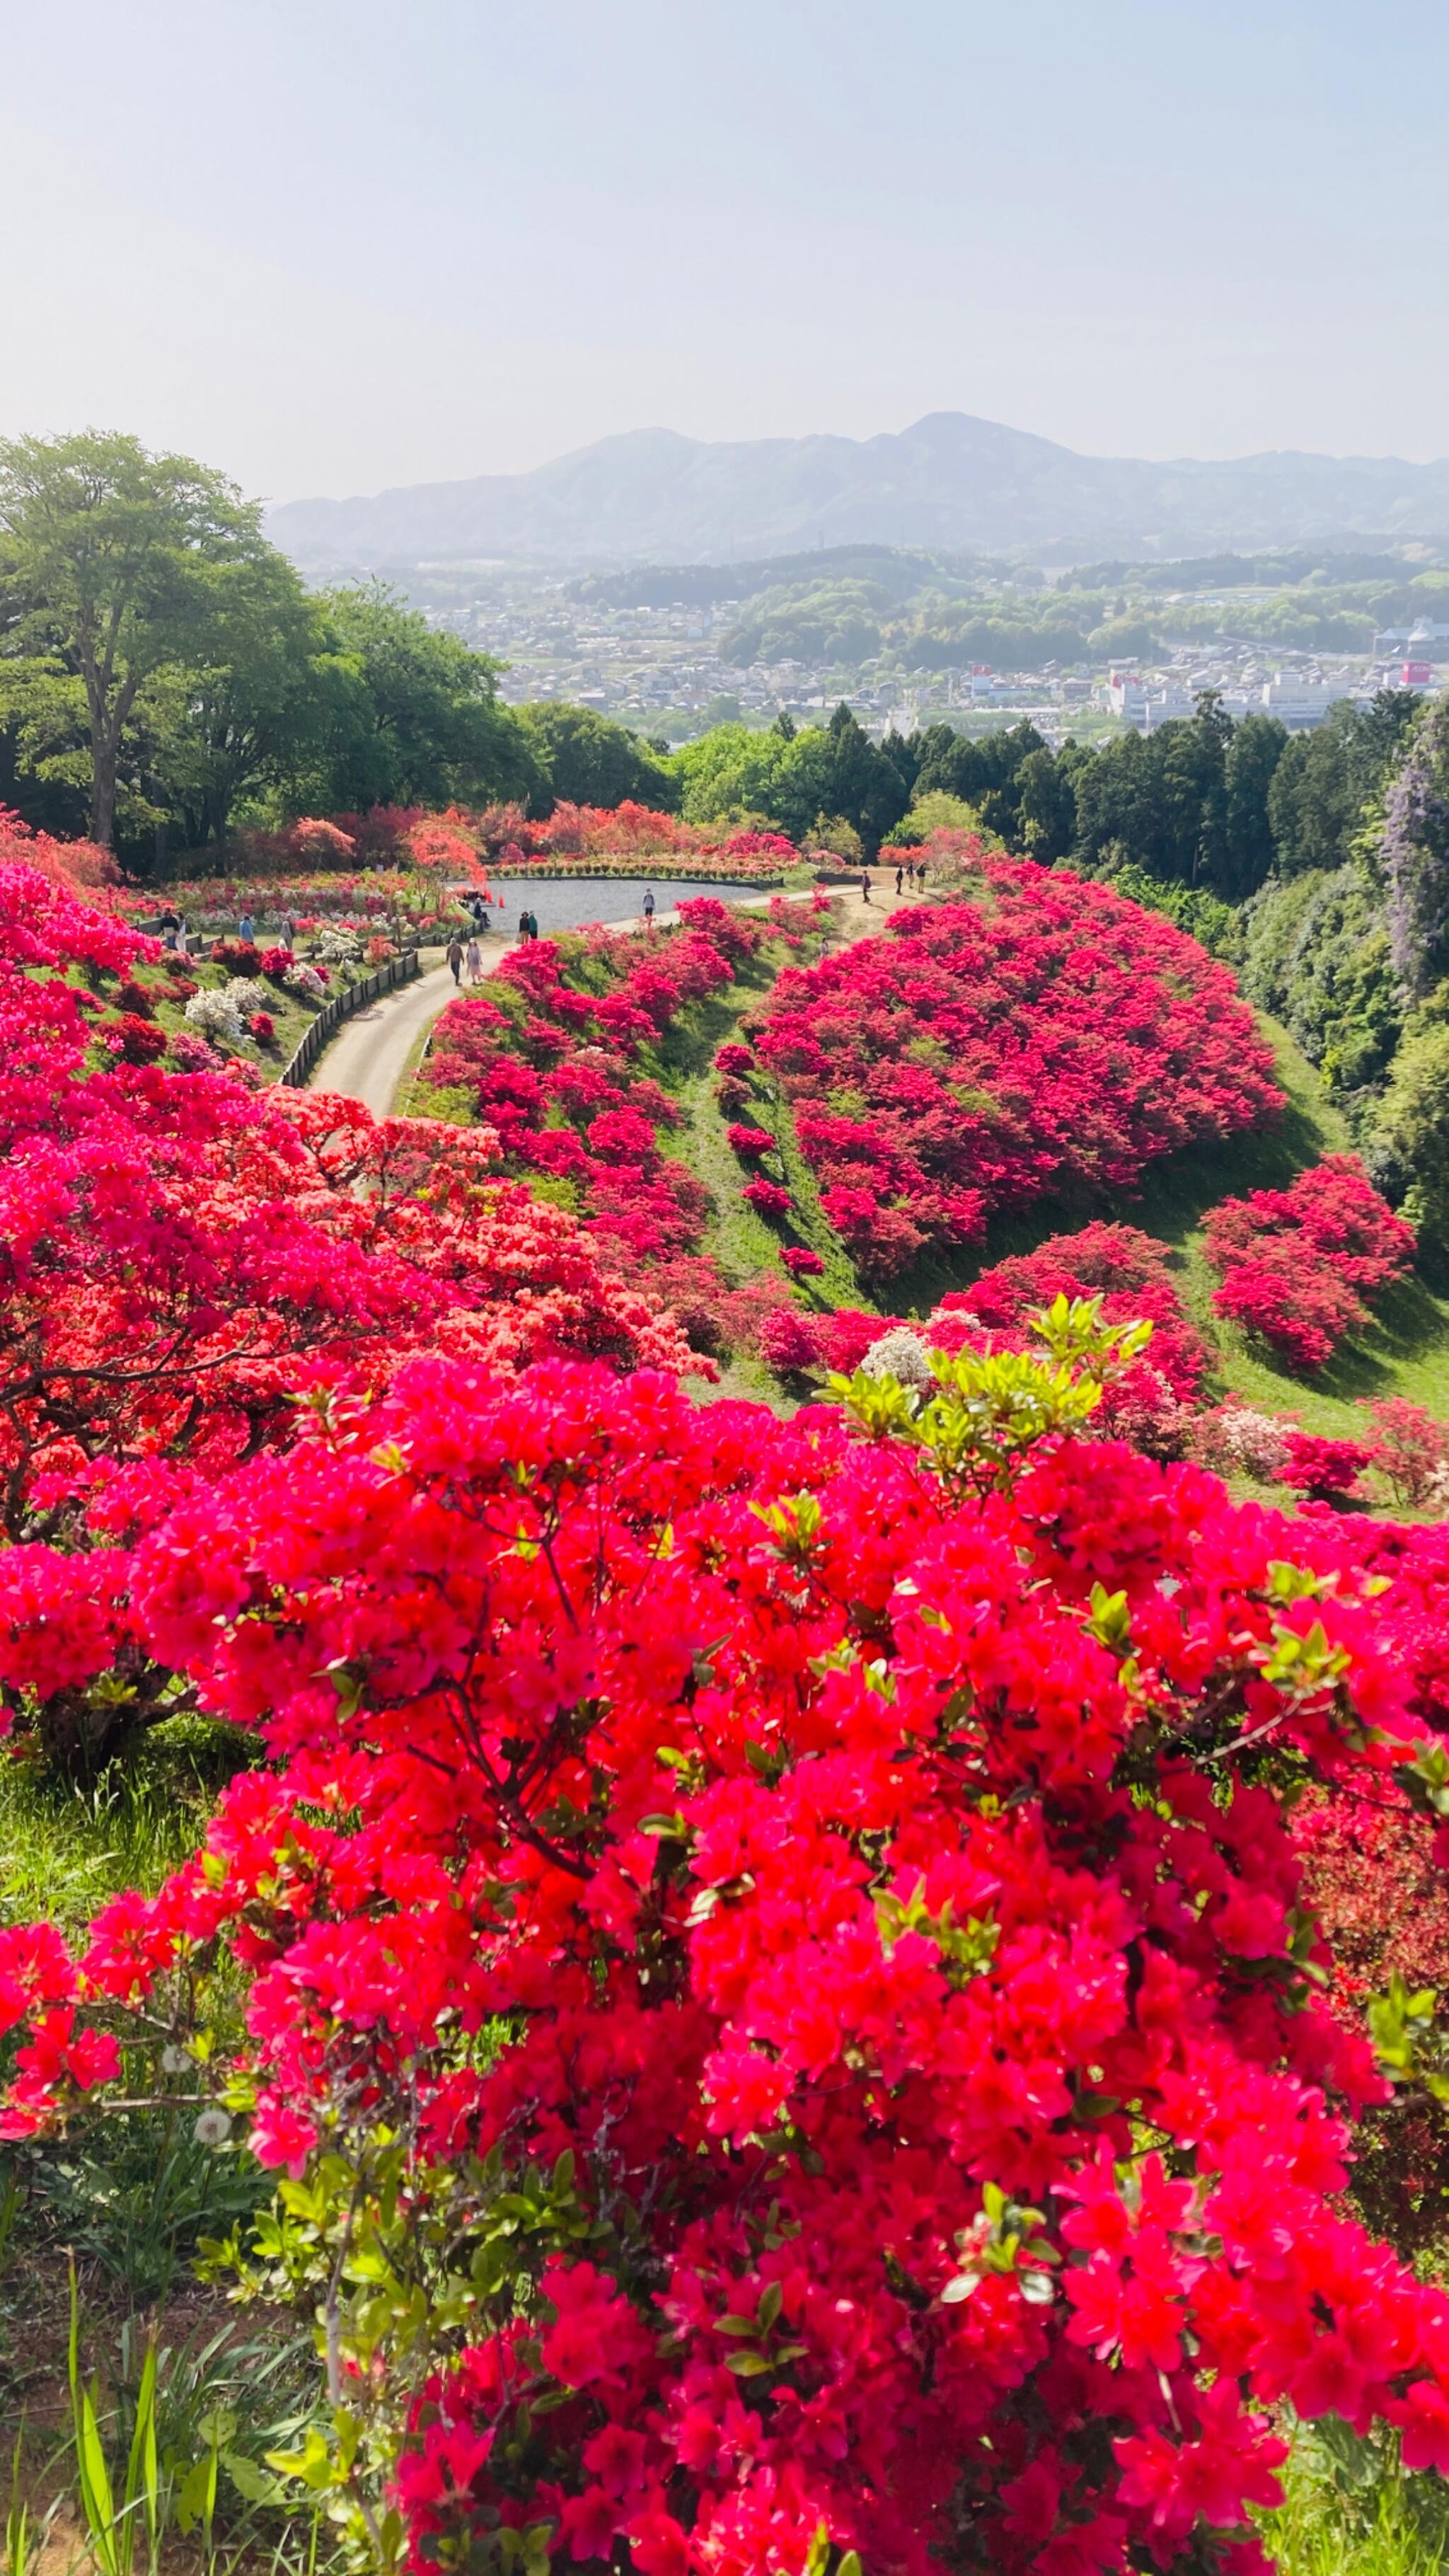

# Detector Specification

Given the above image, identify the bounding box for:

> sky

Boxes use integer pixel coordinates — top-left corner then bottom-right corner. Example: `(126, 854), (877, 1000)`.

(4, 0), (1448, 504)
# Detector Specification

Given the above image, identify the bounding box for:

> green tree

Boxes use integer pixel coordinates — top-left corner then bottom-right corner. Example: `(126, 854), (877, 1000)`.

(1157, 694), (1230, 888)
(913, 720), (1048, 843)
(303, 584), (542, 813)
(147, 548), (340, 848)
(1224, 714), (1288, 897)
(1070, 728), (1167, 876)
(1368, 1015), (1449, 1262)
(1266, 695), (1421, 877)
(0, 429), (266, 845)
(514, 701), (677, 814)
(1016, 745), (1077, 861)
(674, 722), (792, 826)
(819, 703), (911, 855)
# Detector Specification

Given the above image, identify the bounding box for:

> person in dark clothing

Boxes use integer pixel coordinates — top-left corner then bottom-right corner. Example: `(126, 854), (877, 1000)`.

(860, 869), (872, 903)
(895, 865), (904, 896)
(446, 937), (464, 985)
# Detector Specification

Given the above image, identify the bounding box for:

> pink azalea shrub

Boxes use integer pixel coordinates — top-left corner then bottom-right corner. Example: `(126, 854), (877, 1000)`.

(1191, 1404), (1295, 1483)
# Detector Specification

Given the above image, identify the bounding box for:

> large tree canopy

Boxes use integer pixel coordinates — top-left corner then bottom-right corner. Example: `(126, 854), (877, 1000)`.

(301, 582), (545, 814)
(0, 429), (268, 846)
(515, 699), (678, 814)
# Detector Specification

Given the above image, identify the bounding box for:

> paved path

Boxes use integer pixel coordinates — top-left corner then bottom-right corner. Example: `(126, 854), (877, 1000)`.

(308, 952), (512, 1116)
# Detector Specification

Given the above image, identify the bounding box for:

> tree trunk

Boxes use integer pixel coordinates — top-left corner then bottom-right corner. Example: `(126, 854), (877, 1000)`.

(89, 717), (117, 848)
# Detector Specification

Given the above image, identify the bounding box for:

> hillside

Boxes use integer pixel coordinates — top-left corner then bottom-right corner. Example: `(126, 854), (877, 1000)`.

(267, 411), (1449, 570)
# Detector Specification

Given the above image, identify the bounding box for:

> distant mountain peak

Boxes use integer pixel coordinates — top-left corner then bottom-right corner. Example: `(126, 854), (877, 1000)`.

(266, 412), (1449, 571)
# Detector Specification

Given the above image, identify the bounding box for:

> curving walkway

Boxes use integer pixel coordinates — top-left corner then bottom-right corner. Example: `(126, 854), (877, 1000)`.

(308, 950), (512, 1116)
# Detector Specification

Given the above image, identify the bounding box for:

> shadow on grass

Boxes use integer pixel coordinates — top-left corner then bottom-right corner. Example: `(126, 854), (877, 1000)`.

(652, 957), (781, 1090)
(884, 1014), (1358, 1316)
(1297, 1274), (1449, 1402)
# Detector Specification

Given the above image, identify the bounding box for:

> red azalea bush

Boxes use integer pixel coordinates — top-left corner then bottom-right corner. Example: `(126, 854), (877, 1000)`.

(1281, 1432), (1376, 1502)
(742, 1179), (793, 1218)
(1295, 1784), (1449, 2251)
(423, 902), (807, 1359)
(753, 865), (1282, 1281)
(1206, 1156), (1416, 1372)
(727, 1123), (776, 1161)
(779, 1245), (824, 1278)
(0, 862), (697, 1578)
(110, 1010), (170, 1067)
(474, 803), (798, 882)
(923, 1225), (1206, 1462)
(1366, 1398), (1449, 1508)
(12, 1351), (1449, 2569)
(928, 1224), (1208, 1402)
(0, 804), (119, 896)
(408, 815), (491, 891)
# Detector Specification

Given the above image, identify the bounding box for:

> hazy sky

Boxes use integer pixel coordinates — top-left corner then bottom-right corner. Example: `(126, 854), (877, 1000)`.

(4, 0), (1448, 504)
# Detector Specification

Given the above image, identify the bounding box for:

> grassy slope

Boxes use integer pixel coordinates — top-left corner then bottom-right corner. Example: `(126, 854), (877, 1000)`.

(873, 1009), (1449, 1441)
(76, 945), (320, 1078)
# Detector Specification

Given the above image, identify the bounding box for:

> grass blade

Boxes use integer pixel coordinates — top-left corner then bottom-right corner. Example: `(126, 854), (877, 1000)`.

(68, 2263), (120, 2576)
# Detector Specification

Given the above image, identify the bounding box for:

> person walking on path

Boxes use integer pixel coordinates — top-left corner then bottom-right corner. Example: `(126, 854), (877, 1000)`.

(642, 888), (656, 928)
(860, 869), (872, 904)
(446, 935), (465, 986)
(465, 935), (483, 983)
(895, 865), (904, 896)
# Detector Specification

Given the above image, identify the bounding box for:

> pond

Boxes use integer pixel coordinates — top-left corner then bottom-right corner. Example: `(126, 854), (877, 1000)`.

(478, 877), (759, 937)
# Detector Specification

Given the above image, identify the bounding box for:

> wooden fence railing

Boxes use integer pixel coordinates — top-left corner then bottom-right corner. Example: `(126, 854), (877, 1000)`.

(279, 947), (422, 1088)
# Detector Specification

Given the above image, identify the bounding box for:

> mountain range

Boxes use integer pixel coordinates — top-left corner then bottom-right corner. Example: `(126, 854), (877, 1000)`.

(267, 413), (1449, 571)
